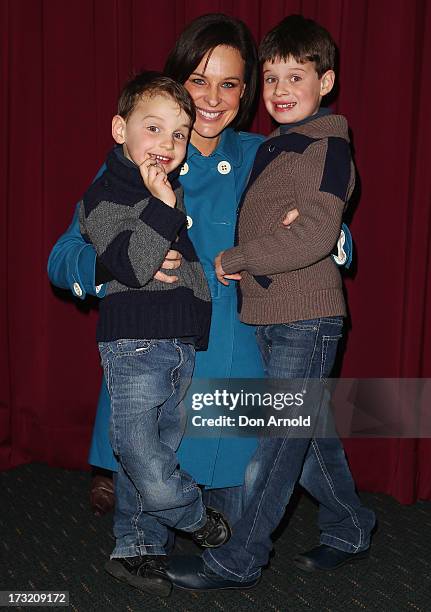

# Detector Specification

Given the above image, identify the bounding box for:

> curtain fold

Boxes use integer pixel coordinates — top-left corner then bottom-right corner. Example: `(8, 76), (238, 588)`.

(1, 0), (430, 503)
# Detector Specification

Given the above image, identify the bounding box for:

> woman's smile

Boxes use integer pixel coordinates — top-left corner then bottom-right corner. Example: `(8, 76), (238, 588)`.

(195, 107), (225, 121)
(185, 45), (246, 155)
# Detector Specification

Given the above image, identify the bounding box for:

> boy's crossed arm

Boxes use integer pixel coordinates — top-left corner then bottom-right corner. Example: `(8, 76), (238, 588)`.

(80, 183), (186, 289)
(216, 140), (353, 282)
(215, 208), (299, 285)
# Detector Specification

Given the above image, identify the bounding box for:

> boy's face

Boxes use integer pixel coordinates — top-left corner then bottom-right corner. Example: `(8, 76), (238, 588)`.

(112, 94), (190, 172)
(262, 56), (334, 124)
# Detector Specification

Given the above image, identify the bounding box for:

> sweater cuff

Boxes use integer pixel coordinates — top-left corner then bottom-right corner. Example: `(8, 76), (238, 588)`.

(140, 196), (186, 242)
(221, 246), (247, 274)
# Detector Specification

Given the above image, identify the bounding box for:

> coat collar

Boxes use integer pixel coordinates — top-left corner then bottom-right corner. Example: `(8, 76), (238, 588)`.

(186, 128), (243, 167)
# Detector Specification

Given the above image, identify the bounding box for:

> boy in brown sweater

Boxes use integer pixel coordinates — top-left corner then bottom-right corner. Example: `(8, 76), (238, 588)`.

(166, 15), (375, 591)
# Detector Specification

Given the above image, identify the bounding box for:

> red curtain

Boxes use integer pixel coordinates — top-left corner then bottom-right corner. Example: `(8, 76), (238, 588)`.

(1, 0), (430, 503)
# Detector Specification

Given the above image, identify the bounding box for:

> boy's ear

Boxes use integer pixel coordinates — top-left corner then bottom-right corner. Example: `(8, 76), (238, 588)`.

(320, 70), (335, 97)
(112, 115), (126, 144)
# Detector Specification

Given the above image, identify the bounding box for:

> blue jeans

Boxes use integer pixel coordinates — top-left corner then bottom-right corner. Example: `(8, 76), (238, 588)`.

(204, 317), (376, 581)
(98, 338), (206, 558)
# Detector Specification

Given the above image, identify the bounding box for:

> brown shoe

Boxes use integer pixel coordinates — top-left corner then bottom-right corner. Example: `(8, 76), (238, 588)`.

(90, 474), (114, 516)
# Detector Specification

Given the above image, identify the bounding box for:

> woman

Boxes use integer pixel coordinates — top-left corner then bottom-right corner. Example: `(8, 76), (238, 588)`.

(48, 14), (277, 525)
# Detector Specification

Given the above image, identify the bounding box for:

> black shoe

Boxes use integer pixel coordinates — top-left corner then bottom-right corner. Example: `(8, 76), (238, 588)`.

(293, 544), (370, 572)
(104, 555), (172, 597)
(166, 555), (260, 591)
(191, 507), (231, 548)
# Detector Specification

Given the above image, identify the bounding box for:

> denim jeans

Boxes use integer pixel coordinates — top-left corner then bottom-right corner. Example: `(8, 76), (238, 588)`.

(204, 317), (376, 581)
(98, 338), (206, 558)
(203, 485), (244, 526)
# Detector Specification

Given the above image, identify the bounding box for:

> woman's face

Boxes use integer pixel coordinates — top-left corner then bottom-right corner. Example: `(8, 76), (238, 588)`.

(184, 45), (246, 154)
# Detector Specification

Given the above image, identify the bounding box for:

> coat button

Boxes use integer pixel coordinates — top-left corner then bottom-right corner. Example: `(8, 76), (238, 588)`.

(186, 215), (193, 229)
(217, 160), (231, 174)
(268, 144), (275, 152)
(73, 282), (83, 297)
(180, 162), (189, 175)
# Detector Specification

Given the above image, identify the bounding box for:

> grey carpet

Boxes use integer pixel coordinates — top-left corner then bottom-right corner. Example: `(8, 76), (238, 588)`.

(1, 463), (430, 611)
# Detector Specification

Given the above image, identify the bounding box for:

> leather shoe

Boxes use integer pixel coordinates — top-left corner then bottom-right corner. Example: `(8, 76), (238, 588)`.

(166, 555), (260, 591)
(105, 555), (172, 597)
(190, 507), (231, 548)
(293, 544), (370, 572)
(90, 475), (115, 516)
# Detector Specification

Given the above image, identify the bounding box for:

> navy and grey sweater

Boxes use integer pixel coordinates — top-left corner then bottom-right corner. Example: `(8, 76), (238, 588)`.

(79, 146), (211, 348)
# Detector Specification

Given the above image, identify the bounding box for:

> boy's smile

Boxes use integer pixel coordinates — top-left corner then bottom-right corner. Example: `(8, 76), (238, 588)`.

(262, 56), (334, 124)
(112, 94), (191, 172)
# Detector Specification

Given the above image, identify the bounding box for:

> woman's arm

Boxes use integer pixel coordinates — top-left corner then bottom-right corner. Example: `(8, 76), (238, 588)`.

(47, 165), (108, 299)
(47, 202), (107, 300)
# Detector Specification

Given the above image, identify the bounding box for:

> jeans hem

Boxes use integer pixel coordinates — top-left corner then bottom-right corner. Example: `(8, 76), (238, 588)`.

(180, 506), (207, 533)
(320, 534), (370, 553)
(203, 550), (261, 582)
(111, 543), (166, 558)
(136, 544), (167, 556)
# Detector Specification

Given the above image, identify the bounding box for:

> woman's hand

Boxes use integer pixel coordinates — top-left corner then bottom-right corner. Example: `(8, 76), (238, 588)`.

(153, 249), (182, 283)
(282, 208), (299, 226)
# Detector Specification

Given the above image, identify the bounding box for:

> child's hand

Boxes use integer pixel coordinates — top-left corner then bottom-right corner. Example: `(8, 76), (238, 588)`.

(139, 157), (176, 207)
(214, 252), (242, 286)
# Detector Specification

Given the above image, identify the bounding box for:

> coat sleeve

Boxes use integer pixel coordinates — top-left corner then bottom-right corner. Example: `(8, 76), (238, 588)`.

(47, 164), (108, 300)
(47, 202), (106, 300)
(221, 139), (353, 276)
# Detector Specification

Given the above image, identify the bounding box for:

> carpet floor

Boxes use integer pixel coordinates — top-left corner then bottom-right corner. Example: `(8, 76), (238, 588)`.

(1, 463), (430, 611)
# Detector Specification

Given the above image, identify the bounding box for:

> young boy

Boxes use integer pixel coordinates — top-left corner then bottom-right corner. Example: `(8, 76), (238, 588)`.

(167, 15), (375, 590)
(79, 71), (230, 597)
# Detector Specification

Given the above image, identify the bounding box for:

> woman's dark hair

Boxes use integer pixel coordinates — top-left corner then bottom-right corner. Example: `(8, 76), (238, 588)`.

(164, 13), (258, 131)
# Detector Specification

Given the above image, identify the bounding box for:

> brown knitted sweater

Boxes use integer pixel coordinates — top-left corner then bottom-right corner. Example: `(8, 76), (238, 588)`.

(221, 112), (354, 324)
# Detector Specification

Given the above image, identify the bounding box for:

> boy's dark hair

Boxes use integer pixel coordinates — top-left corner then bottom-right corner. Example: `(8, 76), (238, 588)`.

(164, 13), (258, 131)
(118, 71), (196, 125)
(259, 14), (336, 77)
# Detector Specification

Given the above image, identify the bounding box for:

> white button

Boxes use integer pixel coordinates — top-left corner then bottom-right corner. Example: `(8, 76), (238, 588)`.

(186, 215), (193, 229)
(217, 160), (231, 175)
(180, 162), (189, 175)
(73, 282), (83, 297)
(95, 284), (103, 294)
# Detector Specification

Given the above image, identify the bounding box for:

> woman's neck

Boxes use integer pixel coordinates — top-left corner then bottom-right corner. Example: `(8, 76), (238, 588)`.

(190, 131), (221, 156)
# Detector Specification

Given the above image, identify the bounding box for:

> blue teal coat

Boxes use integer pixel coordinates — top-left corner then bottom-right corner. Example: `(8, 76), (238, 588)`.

(48, 128), (265, 488)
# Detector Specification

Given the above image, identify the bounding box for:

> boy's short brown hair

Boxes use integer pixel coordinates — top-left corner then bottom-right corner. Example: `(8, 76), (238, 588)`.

(259, 14), (336, 77)
(117, 71), (196, 125)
